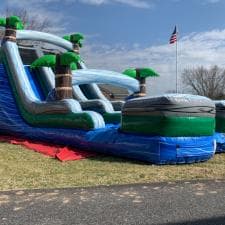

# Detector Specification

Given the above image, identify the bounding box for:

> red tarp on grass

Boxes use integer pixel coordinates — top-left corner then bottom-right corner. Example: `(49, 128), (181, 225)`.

(0, 135), (97, 161)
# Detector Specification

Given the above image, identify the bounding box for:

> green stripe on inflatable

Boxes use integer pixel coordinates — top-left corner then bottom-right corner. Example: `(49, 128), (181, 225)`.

(103, 112), (121, 124)
(19, 106), (95, 129)
(121, 115), (215, 137)
(2, 55), (96, 130)
(215, 117), (225, 132)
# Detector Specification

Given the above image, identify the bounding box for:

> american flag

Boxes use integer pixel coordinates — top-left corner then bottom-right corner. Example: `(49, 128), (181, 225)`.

(169, 26), (177, 44)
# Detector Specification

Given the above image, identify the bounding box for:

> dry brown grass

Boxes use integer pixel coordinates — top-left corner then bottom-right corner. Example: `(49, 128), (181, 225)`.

(1, 142), (225, 191)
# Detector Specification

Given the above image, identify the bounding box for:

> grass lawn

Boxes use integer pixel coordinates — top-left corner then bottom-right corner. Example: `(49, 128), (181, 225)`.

(1, 142), (225, 191)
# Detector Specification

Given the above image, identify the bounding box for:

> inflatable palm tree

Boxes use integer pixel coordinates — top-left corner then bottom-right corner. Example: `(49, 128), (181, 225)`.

(63, 33), (84, 54)
(0, 16), (24, 42)
(63, 33), (85, 70)
(31, 52), (80, 100)
(123, 68), (159, 97)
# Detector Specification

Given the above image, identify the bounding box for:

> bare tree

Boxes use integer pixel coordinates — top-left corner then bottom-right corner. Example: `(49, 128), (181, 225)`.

(5, 8), (52, 31)
(182, 65), (225, 99)
(0, 8), (53, 41)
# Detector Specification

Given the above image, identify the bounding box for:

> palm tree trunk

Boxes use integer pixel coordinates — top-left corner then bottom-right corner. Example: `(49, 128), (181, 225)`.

(3, 18), (16, 43)
(73, 43), (80, 54)
(55, 54), (73, 100)
(136, 68), (146, 97)
(72, 44), (81, 70)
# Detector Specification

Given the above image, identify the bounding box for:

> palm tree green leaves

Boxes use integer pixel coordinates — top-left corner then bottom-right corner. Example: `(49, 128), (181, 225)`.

(62, 33), (85, 69)
(60, 52), (80, 66)
(31, 52), (80, 69)
(0, 18), (6, 27)
(70, 62), (77, 70)
(31, 55), (56, 69)
(8, 16), (24, 30)
(123, 68), (159, 78)
(0, 16), (24, 30)
(123, 67), (159, 96)
(63, 33), (84, 47)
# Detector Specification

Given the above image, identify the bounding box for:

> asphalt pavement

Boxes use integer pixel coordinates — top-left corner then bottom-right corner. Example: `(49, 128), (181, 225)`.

(1, 180), (225, 225)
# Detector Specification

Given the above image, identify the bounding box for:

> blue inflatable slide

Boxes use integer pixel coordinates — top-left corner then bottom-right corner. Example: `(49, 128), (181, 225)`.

(0, 28), (216, 165)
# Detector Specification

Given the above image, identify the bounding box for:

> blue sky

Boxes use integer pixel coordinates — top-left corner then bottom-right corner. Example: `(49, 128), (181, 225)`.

(1, 0), (225, 94)
(1, 0), (224, 46)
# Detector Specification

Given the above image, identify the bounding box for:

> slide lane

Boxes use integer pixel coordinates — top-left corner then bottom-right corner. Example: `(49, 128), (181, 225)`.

(1, 41), (105, 129)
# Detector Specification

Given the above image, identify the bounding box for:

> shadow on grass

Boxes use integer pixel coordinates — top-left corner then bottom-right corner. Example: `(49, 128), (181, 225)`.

(160, 216), (225, 225)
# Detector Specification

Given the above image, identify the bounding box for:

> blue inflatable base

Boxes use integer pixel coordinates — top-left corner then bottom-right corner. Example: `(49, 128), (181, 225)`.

(0, 124), (216, 165)
(214, 132), (225, 153)
(0, 64), (216, 165)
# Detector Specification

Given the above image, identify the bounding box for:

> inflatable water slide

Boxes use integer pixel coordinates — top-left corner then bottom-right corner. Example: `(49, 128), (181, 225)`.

(0, 16), (216, 164)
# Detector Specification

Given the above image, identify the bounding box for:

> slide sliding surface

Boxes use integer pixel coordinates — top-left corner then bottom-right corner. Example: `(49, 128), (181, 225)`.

(1, 41), (105, 130)
(16, 30), (140, 124)
(16, 31), (132, 112)
(34, 49), (122, 124)
(77, 62), (124, 111)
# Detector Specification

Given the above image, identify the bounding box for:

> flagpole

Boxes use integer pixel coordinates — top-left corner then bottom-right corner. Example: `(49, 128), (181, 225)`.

(169, 25), (178, 93)
(175, 26), (178, 93)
